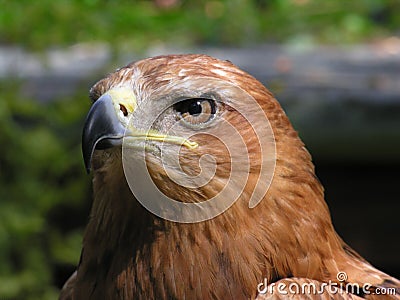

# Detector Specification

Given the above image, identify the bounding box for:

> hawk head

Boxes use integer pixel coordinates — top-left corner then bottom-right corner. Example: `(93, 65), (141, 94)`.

(82, 54), (281, 223)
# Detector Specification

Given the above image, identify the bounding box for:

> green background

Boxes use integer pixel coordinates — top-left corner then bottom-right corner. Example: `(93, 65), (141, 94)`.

(1, 1), (399, 299)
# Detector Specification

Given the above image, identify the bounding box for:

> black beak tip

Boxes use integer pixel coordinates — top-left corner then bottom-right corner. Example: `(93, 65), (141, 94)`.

(84, 157), (92, 174)
(81, 94), (126, 174)
(82, 122), (95, 174)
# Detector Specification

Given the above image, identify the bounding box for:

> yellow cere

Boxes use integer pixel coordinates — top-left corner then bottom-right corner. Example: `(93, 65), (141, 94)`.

(108, 87), (137, 113)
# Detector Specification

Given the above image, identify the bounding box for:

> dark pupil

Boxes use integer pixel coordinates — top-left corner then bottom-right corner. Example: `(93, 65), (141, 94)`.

(188, 100), (202, 115)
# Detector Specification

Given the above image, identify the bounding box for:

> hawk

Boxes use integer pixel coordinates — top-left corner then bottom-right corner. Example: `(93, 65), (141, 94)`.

(60, 54), (399, 299)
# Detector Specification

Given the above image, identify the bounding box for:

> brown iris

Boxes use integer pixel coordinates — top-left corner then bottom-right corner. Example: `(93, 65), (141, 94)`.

(174, 98), (216, 125)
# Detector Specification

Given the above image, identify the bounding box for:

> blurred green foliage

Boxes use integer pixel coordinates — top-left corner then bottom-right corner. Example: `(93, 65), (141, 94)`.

(0, 81), (91, 299)
(0, 0), (399, 51)
(0, 0), (399, 299)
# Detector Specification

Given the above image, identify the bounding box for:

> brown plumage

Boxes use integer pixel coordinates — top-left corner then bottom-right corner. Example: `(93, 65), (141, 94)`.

(60, 54), (399, 299)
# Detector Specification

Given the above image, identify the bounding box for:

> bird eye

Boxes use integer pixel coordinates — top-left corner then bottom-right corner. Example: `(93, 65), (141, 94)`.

(174, 98), (217, 125)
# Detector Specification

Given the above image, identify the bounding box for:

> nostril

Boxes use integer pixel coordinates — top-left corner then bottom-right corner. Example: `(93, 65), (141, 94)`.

(119, 104), (128, 116)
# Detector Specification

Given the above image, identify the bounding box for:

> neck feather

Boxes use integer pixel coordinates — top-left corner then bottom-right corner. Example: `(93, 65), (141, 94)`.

(76, 135), (379, 299)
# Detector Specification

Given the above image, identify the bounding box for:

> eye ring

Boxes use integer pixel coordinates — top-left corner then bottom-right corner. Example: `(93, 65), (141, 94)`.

(174, 98), (217, 125)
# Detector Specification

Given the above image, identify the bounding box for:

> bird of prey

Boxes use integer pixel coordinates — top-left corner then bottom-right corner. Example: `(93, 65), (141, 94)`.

(60, 54), (399, 299)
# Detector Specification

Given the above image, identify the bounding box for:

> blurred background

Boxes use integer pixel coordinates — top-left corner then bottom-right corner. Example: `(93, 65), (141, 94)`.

(1, 0), (399, 299)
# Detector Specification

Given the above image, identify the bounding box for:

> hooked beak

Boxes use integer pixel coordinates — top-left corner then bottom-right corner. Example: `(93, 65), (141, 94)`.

(82, 87), (199, 174)
(82, 93), (126, 173)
